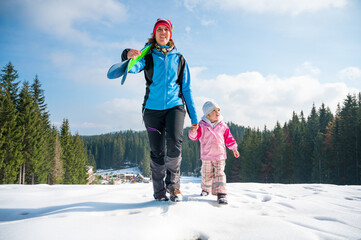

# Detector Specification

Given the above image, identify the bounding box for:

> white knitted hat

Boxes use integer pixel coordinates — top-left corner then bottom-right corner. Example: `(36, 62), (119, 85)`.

(202, 100), (220, 116)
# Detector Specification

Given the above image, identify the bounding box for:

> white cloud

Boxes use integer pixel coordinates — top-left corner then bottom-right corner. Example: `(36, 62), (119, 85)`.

(184, 0), (203, 11)
(18, 0), (128, 45)
(295, 61), (321, 76)
(201, 19), (215, 26)
(339, 66), (361, 82)
(185, 0), (347, 15)
(71, 122), (114, 131)
(191, 68), (358, 129)
(98, 97), (144, 131)
(63, 67), (359, 134)
(190, 67), (208, 77)
(48, 43), (147, 88)
(50, 51), (75, 67)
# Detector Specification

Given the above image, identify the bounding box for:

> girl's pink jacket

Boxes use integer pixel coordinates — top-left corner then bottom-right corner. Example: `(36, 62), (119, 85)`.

(188, 118), (238, 161)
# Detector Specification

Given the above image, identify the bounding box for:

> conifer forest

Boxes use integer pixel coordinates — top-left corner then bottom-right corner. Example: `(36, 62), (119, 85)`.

(0, 62), (92, 184)
(82, 93), (361, 185)
(1, 62), (360, 185)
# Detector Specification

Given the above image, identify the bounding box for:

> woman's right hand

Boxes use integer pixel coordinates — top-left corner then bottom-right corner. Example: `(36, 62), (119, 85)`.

(233, 150), (240, 158)
(127, 49), (141, 59)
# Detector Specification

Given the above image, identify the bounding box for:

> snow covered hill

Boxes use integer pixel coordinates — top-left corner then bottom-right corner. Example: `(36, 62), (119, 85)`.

(0, 177), (360, 240)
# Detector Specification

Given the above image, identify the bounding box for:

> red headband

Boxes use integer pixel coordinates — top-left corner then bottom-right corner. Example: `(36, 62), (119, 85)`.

(152, 18), (173, 38)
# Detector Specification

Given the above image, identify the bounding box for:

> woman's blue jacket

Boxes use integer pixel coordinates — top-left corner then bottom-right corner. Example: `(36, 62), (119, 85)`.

(128, 48), (198, 124)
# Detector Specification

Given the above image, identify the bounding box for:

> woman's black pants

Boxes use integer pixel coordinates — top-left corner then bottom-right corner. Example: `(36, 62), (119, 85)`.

(143, 105), (186, 199)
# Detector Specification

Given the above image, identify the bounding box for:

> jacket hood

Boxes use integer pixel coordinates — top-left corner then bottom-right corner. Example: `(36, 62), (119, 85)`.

(201, 115), (224, 127)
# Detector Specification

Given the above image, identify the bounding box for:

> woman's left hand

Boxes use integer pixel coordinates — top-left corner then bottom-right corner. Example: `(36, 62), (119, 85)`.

(191, 123), (199, 132)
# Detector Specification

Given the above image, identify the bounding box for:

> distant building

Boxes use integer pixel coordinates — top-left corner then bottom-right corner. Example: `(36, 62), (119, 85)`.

(87, 166), (95, 185)
(95, 167), (151, 184)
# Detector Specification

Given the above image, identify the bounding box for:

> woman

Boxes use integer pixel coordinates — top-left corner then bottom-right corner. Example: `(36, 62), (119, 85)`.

(122, 18), (198, 202)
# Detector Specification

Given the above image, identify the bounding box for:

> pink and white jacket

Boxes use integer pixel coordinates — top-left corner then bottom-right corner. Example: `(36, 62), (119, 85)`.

(188, 115), (238, 161)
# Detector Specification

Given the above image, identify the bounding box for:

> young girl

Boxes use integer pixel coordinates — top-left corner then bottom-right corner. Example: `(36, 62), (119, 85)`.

(188, 100), (239, 204)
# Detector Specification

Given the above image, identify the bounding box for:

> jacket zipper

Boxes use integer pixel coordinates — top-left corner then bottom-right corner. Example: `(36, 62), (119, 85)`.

(164, 54), (168, 109)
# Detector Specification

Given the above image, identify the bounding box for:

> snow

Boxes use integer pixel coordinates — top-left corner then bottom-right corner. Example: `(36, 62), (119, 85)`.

(1, 177), (361, 240)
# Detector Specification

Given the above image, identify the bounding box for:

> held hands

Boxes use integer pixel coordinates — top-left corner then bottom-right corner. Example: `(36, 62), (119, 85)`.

(127, 49), (141, 59)
(233, 150), (240, 158)
(191, 123), (199, 132)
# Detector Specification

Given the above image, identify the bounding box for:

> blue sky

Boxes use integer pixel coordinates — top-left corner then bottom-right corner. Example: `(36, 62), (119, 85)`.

(1, 0), (360, 135)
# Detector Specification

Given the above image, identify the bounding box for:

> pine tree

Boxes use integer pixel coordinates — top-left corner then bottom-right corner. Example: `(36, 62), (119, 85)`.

(48, 127), (63, 184)
(324, 115), (342, 183)
(111, 137), (123, 169)
(181, 128), (195, 173)
(87, 149), (96, 170)
(31, 75), (52, 183)
(225, 122), (243, 182)
(0, 62), (23, 183)
(140, 146), (151, 177)
(73, 133), (88, 184)
(357, 93), (361, 184)
(312, 104), (333, 183)
(17, 81), (40, 184)
(338, 95), (359, 184)
(307, 104), (320, 183)
(240, 128), (262, 182)
(261, 126), (273, 183)
(0, 80), (5, 181)
(60, 119), (76, 184)
(318, 103), (333, 134)
(31, 75), (50, 126)
(285, 112), (305, 183)
(271, 122), (289, 183)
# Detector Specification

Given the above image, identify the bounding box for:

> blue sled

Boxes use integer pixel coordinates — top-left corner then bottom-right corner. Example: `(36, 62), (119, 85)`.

(107, 59), (130, 85)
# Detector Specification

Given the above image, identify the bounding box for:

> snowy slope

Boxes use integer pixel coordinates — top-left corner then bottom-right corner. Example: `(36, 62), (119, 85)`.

(0, 177), (360, 240)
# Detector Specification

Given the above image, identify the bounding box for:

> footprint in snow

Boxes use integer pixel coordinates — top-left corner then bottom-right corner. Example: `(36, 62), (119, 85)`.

(244, 193), (257, 199)
(314, 216), (346, 223)
(345, 196), (361, 201)
(276, 202), (296, 210)
(262, 195), (272, 202)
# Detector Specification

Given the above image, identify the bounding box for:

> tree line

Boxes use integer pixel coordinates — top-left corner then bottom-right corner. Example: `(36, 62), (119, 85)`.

(83, 94), (361, 185)
(1, 62), (359, 185)
(82, 130), (151, 176)
(0, 62), (92, 184)
(226, 95), (361, 185)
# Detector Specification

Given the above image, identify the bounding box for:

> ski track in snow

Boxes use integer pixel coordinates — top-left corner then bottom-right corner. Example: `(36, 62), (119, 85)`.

(0, 177), (361, 240)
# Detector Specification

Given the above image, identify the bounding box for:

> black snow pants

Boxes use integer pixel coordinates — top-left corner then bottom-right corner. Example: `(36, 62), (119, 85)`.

(143, 105), (186, 199)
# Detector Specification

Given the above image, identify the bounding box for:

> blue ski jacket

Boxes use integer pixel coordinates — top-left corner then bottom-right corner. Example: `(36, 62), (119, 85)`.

(127, 48), (198, 124)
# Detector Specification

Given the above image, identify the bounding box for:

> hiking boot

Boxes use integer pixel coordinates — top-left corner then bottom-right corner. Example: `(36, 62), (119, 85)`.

(217, 193), (228, 205)
(155, 194), (169, 201)
(200, 190), (209, 196)
(170, 189), (182, 202)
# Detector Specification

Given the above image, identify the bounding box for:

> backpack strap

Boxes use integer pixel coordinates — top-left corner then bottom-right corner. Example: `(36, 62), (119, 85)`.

(142, 53), (154, 109)
(176, 54), (191, 118)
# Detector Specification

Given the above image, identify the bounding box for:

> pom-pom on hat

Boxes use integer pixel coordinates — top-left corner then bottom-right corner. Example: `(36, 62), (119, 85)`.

(152, 18), (173, 38)
(202, 101), (220, 117)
